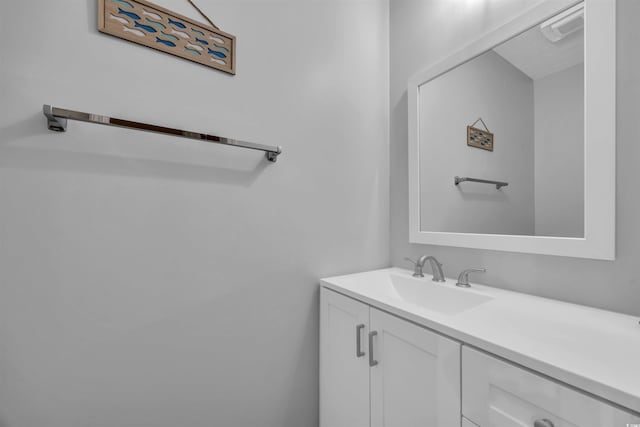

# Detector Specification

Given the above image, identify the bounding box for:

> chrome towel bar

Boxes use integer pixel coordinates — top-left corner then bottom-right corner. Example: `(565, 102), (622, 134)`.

(454, 176), (508, 189)
(42, 104), (282, 162)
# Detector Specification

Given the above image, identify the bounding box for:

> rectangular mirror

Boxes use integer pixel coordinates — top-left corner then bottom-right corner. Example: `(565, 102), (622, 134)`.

(408, 0), (615, 259)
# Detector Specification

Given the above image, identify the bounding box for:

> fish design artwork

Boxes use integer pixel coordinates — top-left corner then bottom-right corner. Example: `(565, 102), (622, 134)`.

(117, 7), (140, 20)
(145, 17), (166, 30)
(100, 0), (234, 73)
(184, 47), (201, 56)
(207, 48), (226, 59)
(170, 28), (189, 39)
(123, 26), (145, 36)
(111, 0), (133, 8)
(212, 44), (229, 53)
(168, 18), (186, 29)
(141, 9), (161, 20)
(109, 13), (129, 24)
(160, 31), (179, 41)
(134, 21), (157, 33)
(155, 37), (176, 47)
(185, 42), (203, 51)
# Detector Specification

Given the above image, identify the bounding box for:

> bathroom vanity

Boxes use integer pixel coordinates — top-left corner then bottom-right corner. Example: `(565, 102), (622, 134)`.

(319, 268), (640, 427)
(320, 0), (634, 424)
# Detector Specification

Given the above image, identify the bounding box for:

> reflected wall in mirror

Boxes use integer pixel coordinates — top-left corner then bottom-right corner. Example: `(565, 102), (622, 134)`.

(408, 0), (615, 259)
(419, 3), (584, 237)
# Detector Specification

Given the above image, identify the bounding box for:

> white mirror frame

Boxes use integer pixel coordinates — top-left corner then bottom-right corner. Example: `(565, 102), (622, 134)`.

(408, 0), (615, 260)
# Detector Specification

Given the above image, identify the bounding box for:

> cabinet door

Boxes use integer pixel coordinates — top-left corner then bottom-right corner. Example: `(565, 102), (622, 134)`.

(462, 346), (640, 427)
(320, 288), (370, 427)
(370, 308), (461, 427)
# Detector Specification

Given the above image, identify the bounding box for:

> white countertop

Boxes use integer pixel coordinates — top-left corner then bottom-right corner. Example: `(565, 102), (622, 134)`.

(320, 267), (640, 414)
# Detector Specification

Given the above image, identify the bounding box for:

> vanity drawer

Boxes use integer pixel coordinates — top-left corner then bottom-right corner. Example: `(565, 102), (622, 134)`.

(462, 346), (639, 427)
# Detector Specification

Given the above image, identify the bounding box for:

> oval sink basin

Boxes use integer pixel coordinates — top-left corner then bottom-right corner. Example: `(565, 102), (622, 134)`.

(388, 273), (493, 315)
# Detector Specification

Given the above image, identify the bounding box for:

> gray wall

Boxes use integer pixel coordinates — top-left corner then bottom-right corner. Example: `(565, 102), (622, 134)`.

(534, 63), (584, 237)
(419, 50), (535, 235)
(0, 0), (389, 425)
(391, 0), (640, 317)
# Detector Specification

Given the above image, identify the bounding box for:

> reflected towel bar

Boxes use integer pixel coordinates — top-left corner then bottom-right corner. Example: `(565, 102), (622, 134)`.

(454, 176), (508, 189)
(42, 104), (282, 162)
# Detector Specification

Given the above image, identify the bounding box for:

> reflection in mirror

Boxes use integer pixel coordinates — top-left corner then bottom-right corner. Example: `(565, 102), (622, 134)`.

(419, 3), (584, 237)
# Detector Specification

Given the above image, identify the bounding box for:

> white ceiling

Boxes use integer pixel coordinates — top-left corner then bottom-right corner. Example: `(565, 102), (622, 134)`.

(493, 23), (583, 81)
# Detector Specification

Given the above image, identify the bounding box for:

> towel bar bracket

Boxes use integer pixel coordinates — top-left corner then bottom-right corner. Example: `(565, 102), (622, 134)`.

(43, 105), (67, 132)
(266, 149), (281, 162)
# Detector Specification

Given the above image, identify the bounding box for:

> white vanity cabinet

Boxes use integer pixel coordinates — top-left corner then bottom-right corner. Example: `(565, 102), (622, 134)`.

(320, 287), (370, 427)
(462, 347), (639, 427)
(320, 268), (640, 426)
(370, 304), (461, 427)
(320, 287), (461, 427)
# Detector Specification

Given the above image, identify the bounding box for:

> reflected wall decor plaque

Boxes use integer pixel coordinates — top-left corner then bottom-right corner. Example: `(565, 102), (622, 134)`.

(466, 118), (493, 151)
(98, 0), (236, 74)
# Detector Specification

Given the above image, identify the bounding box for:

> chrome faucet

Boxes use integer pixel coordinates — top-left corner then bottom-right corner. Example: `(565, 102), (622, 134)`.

(405, 256), (445, 282)
(456, 268), (486, 288)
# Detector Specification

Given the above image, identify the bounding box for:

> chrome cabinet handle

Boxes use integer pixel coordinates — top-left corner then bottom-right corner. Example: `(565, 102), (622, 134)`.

(356, 324), (365, 358)
(534, 419), (554, 427)
(368, 331), (378, 367)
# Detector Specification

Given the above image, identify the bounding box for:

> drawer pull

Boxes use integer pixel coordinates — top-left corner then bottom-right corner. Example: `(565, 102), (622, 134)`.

(534, 419), (554, 427)
(368, 331), (378, 367)
(356, 324), (365, 358)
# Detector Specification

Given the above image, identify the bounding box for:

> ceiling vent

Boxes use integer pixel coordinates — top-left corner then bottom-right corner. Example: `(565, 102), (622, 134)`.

(540, 3), (584, 43)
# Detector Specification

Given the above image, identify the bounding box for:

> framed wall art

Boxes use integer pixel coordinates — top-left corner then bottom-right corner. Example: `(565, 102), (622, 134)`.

(467, 118), (494, 151)
(98, 0), (236, 74)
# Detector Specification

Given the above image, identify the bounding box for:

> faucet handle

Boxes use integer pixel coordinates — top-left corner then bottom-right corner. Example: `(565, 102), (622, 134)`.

(456, 268), (486, 288)
(404, 257), (424, 277)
